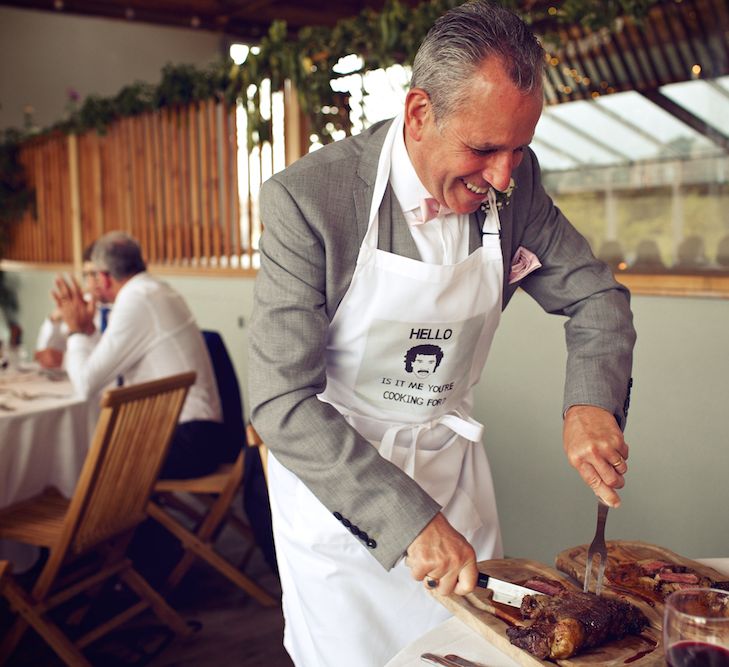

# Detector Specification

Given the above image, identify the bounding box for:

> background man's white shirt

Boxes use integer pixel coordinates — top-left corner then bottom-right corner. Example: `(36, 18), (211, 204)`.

(65, 272), (221, 424)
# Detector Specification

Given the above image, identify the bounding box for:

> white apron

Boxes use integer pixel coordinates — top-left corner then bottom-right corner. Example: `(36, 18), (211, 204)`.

(267, 115), (505, 667)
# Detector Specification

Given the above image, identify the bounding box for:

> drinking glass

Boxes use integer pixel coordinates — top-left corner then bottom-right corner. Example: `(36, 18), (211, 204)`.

(664, 588), (729, 667)
(7, 344), (29, 370)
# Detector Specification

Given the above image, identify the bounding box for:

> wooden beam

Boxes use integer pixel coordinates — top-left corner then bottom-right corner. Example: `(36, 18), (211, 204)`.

(642, 88), (729, 153)
(283, 79), (304, 166)
(67, 134), (83, 272)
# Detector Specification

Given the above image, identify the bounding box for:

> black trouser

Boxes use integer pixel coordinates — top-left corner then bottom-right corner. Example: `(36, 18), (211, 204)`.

(159, 419), (238, 479)
(243, 446), (278, 575)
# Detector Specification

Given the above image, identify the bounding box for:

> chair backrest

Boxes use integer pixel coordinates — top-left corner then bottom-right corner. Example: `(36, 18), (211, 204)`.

(62, 372), (196, 555)
(202, 330), (246, 448)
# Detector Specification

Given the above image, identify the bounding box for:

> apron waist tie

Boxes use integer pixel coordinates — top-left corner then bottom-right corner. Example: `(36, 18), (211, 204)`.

(379, 412), (484, 478)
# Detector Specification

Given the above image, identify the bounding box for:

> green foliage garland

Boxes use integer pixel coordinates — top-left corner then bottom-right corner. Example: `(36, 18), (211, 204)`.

(10, 0), (662, 144)
(0, 129), (34, 323)
(0, 0), (661, 265)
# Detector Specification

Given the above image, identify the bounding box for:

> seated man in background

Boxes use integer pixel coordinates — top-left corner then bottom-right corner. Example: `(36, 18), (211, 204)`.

(35, 243), (111, 369)
(52, 230), (238, 478)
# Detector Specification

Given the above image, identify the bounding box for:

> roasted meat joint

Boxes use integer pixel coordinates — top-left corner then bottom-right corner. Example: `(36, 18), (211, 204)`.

(506, 589), (649, 660)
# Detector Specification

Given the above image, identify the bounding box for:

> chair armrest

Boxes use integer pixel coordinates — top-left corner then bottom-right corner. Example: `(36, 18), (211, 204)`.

(245, 424), (269, 484)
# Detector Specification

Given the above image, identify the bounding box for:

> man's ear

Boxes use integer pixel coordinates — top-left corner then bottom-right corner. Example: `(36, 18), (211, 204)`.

(404, 88), (431, 142)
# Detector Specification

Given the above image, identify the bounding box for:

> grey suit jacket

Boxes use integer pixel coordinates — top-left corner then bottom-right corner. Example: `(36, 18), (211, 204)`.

(248, 119), (636, 569)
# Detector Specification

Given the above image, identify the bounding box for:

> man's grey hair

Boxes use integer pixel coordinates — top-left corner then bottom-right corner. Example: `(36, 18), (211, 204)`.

(91, 231), (146, 280)
(410, 0), (545, 124)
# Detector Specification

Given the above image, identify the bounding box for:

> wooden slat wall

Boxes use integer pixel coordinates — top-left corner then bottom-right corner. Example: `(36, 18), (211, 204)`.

(9, 133), (74, 263)
(3, 98), (271, 274)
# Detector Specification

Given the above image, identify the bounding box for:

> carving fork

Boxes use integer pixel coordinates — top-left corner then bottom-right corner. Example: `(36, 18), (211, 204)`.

(583, 500), (609, 596)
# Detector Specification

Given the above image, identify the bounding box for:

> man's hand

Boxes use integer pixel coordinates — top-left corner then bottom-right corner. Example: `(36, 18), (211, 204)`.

(563, 405), (629, 508)
(35, 348), (64, 369)
(405, 512), (477, 596)
(51, 275), (95, 335)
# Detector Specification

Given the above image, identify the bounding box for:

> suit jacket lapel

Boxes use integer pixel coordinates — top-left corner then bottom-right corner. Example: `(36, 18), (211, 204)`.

(353, 121), (389, 242)
(499, 205), (513, 297)
(472, 205), (513, 309)
(353, 119), (420, 259)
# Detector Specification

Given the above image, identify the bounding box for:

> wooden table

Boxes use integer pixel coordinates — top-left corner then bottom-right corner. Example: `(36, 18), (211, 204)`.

(0, 366), (98, 570)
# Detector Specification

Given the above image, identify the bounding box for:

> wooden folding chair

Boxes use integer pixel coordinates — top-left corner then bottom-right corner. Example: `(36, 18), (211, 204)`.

(147, 331), (276, 607)
(0, 372), (196, 666)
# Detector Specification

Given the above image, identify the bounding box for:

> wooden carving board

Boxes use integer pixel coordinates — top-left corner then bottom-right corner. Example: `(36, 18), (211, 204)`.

(431, 554), (663, 667)
(555, 540), (729, 626)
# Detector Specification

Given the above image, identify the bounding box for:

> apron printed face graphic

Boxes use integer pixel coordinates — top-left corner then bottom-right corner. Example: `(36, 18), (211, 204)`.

(405, 344), (443, 378)
(354, 314), (486, 415)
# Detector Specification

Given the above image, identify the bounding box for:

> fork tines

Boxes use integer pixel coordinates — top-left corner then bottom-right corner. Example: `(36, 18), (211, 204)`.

(583, 500), (609, 596)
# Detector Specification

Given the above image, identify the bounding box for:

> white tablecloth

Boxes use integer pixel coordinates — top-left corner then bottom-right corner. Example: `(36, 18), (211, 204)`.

(385, 558), (729, 667)
(0, 367), (98, 570)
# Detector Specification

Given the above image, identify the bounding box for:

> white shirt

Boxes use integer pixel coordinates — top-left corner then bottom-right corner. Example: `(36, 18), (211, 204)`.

(388, 117), (470, 265)
(65, 272), (222, 424)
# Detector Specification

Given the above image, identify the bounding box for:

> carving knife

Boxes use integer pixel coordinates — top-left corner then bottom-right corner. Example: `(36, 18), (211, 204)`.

(477, 572), (540, 607)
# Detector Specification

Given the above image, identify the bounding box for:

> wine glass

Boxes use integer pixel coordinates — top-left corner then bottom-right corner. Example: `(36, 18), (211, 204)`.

(663, 588), (729, 667)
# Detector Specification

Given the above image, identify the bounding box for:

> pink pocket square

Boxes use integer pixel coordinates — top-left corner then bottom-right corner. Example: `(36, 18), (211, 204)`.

(508, 246), (542, 284)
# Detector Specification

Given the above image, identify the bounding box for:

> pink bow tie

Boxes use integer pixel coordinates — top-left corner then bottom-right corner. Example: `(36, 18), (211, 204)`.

(413, 198), (453, 224)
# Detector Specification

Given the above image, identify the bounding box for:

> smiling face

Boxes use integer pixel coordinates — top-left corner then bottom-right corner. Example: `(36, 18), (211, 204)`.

(404, 55), (543, 214)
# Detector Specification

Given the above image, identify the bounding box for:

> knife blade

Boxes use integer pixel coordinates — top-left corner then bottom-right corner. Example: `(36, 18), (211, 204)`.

(477, 572), (540, 607)
(420, 653), (460, 666)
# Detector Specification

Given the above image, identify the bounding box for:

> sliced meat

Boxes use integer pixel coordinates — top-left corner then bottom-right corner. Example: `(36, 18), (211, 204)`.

(639, 559), (672, 575)
(523, 576), (567, 596)
(657, 571), (700, 584)
(608, 561), (721, 602)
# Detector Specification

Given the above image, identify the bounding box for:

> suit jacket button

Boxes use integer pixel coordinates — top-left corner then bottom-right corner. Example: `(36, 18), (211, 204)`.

(333, 512), (342, 521)
(342, 518), (351, 528)
(366, 538), (377, 549)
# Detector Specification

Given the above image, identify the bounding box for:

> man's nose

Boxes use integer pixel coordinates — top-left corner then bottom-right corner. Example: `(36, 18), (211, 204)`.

(481, 154), (515, 193)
